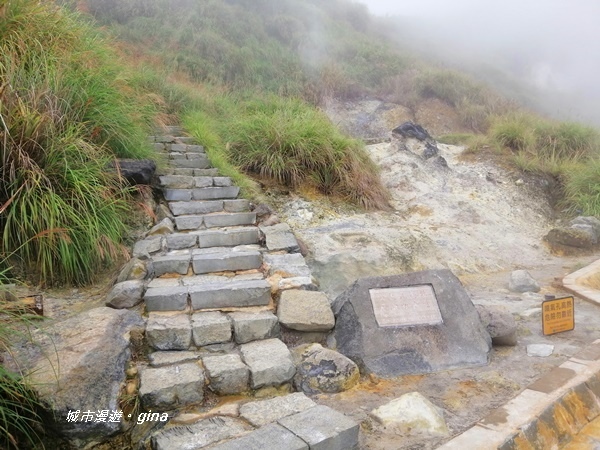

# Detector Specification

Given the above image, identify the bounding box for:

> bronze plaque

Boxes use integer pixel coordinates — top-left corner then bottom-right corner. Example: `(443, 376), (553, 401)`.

(369, 285), (443, 327)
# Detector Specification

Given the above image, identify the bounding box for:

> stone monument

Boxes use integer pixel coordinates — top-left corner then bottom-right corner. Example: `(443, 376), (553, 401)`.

(331, 269), (491, 377)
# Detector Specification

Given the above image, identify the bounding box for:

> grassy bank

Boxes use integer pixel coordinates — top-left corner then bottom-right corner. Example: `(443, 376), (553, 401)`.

(0, 0), (156, 286)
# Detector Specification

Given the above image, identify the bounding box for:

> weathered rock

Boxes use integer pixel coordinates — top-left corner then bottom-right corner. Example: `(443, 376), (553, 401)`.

(148, 217), (175, 236)
(545, 226), (596, 248)
(292, 344), (360, 394)
(149, 351), (201, 367)
(570, 216), (600, 237)
(139, 363), (204, 410)
(116, 258), (148, 282)
(392, 122), (432, 141)
(475, 305), (518, 346)
(240, 339), (296, 388)
(22, 308), (144, 446)
(508, 270), (540, 293)
(229, 310), (279, 344)
(277, 290), (335, 331)
(203, 354), (250, 395)
(422, 142), (439, 159)
(332, 270), (491, 377)
(133, 237), (163, 259)
(146, 312), (192, 350)
(106, 279), (145, 309)
(370, 392), (449, 436)
(277, 405), (360, 450)
(113, 159), (156, 185)
(264, 253), (311, 278)
(239, 392), (316, 427)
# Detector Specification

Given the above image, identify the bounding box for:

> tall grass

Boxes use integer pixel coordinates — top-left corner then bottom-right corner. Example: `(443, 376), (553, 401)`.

(0, 0), (155, 286)
(185, 93), (390, 209)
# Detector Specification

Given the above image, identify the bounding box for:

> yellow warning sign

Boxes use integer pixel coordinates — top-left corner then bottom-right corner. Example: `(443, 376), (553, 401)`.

(542, 296), (574, 336)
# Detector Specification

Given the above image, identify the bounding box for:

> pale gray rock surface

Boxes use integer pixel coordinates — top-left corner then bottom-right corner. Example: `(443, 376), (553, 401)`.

(475, 304), (518, 346)
(106, 279), (145, 309)
(139, 363), (204, 410)
(277, 290), (335, 331)
(146, 312), (192, 350)
(508, 270), (540, 293)
(240, 339), (296, 388)
(239, 392), (316, 427)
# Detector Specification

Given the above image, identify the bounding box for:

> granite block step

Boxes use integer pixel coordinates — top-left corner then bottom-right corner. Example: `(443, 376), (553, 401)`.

(175, 212), (256, 231)
(169, 200), (224, 216)
(189, 279), (271, 310)
(192, 186), (240, 200)
(192, 250), (262, 274)
(172, 157), (210, 169)
(195, 227), (260, 248)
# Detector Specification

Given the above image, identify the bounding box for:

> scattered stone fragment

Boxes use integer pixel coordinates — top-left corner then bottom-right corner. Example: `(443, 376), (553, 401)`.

(277, 290), (335, 332)
(146, 312), (192, 350)
(239, 392), (316, 427)
(292, 344), (360, 394)
(508, 270), (540, 293)
(240, 339), (296, 389)
(148, 217), (175, 236)
(527, 344), (554, 357)
(475, 305), (517, 346)
(278, 405), (359, 450)
(192, 311), (232, 346)
(229, 310), (280, 344)
(203, 354), (250, 395)
(105, 279), (145, 309)
(370, 392), (449, 436)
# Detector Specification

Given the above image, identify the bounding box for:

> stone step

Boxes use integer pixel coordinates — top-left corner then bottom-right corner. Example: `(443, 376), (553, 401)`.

(159, 175), (232, 189)
(192, 250), (262, 274)
(164, 187), (240, 202)
(190, 279), (271, 310)
(175, 212), (256, 231)
(196, 227), (260, 248)
(169, 199), (250, 216)
(171, 156), (211, 169)
(144, 279), (271, 312)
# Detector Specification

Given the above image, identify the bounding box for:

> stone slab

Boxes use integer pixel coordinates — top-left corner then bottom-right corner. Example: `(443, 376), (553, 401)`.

(166, 234), (198, 250)
(196, 228), (259, 248)
(146, 312), (192, 350)
(164, 189), (192, 201)
(160, 175), (195, 189)
(133, 237), (163, 258)
(369, 285), (443, 327)
(331, 270), (491, 377)
(278, 405), (359, 450)
(149, 351), (201, 367)
(152, 417), (251, 450)
(191, 311), (232, 346)
(213, 177), (233, 187)
(189, 280), (271, 310)
(208, 423), (308, 450)
(169, 200), (223, 216)
(239, 393), (317, 427)
(194, 176), (213, 188)
(139, 363), (204, 410)
(192, 251), (262, 275)
(195, 168), (219, 177)
(202, 354), (249, 395)
(224, 199), (250, 212)
(229, 310), (280, 344)
(144, 286), (189, 311)
(152, 254), (191, 276)
(192, 186), (240, 200)
(264, 253), (311, 278)
(278, 290), (335, 331)
(261, 223), (300, 252)
(240, 338), (296, 389)
(203, 212), (256, 228)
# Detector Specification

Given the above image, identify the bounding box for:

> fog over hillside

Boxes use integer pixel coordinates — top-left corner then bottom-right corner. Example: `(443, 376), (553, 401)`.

(361, 0), (600, 127)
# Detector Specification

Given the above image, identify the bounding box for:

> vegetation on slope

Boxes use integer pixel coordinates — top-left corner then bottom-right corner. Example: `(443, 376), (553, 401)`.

(0, 0), (155, 286)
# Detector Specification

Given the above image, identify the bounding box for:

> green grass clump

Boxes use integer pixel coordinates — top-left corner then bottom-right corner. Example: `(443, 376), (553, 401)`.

(0, 1), (155, 286)
(564, 159), (600, 216)
(184, 93), (390, 209)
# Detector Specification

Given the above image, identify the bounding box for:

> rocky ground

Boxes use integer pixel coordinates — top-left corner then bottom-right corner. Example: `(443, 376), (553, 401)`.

(14, 99), (600, 449)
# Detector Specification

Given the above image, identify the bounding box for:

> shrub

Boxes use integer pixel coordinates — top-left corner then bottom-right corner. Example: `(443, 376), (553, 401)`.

(563, 159), (600, 216)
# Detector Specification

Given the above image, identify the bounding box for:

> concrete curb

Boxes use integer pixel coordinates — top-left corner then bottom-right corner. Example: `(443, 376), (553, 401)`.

(563, 258), (600, 307)
(438, 339), (600, 449)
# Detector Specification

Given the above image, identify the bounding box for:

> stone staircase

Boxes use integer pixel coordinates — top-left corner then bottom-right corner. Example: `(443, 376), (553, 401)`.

(129, 126), (358, 449)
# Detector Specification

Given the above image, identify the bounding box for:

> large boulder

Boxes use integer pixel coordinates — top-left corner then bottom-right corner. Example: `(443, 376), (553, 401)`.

(18, 308), (144, 447)
(292, 344), (360, 394)
(332, 270), (491, 377)
(475, 305), (518, 346)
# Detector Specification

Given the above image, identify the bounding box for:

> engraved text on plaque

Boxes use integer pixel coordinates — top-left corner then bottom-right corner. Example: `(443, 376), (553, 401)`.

(369, 285), (443, 327)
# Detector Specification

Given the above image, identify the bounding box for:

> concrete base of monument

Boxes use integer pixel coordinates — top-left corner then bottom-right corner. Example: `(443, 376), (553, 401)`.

(331, 269), (492, 378)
